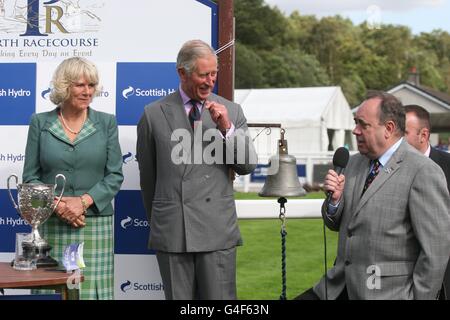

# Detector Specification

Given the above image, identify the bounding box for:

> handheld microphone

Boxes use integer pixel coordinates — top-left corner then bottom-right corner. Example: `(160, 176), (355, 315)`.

(325, 147), (350, 204)
(323, 147), (349, 300)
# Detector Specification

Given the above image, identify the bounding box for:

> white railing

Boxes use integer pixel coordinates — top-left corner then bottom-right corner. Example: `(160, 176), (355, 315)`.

(236, 199), (323, 219)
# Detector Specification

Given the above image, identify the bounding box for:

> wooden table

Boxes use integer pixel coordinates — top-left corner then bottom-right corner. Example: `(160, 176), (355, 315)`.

(0, 262), (83, 300)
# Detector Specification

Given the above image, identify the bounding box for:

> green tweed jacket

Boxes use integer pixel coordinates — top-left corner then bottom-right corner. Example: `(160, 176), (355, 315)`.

(22, 107), (124, 216)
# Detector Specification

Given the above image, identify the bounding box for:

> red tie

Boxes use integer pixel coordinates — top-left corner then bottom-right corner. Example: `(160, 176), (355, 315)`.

(361, 159), (381, 197)
(188, 99), (201, 129)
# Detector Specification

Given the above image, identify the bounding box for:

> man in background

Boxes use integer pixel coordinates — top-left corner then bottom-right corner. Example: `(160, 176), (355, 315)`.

(404, 104), (450, 299)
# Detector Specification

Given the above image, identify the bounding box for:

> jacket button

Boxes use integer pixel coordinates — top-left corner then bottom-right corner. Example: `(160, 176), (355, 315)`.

(345, 260), (351, 266)
(205, 198), (211, 202)
(68, 147), (74, 152)
(347, 231), (353, 238)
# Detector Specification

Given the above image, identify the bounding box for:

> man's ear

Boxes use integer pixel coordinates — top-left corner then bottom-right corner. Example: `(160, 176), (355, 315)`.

(384, 120), (396, 138)
(177, 68), (187, 82)
(420, 128), (430, 143)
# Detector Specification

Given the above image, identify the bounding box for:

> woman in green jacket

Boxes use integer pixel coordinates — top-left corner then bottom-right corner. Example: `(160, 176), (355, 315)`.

(23, 57), (124, 299)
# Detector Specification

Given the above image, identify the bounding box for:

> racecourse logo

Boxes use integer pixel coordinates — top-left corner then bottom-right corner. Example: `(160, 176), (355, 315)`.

(6, 0), (103, 36)
(122, 86), (135, 99)
(120, 216), (133, 229)
(120, 280), (132, 292)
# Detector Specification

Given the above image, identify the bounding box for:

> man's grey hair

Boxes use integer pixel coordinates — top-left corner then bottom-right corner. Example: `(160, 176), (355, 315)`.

(366, 90), (405, 135)
(176, 39), (217, 75)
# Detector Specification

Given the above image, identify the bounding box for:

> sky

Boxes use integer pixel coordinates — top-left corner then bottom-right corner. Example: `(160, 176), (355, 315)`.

(264, 0), (450, 34)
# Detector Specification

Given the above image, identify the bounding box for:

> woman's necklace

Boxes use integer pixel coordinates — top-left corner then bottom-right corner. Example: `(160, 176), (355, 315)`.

(60, 109), (86, 134)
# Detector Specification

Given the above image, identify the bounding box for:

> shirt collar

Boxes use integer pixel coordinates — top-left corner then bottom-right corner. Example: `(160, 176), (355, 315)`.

(424, 143), (431, 157)
(378, 137), (403, 167)
(179, 85), (205, 107)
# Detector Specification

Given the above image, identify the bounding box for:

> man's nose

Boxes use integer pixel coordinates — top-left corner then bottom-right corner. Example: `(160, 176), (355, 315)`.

(206, 73), (217, 85)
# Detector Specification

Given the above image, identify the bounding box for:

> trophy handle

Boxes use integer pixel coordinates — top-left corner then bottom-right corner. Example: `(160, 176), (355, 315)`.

(7, 174), (20, 213)
(53, 174), (66, 212)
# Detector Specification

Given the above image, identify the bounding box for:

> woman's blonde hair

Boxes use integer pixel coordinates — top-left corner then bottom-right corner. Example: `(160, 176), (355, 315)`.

(49, 57), (99, 106)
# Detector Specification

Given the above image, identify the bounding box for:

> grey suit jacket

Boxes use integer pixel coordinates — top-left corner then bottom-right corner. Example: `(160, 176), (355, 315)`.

(314, 140), (450, 299)
(136, 91), (257, 253)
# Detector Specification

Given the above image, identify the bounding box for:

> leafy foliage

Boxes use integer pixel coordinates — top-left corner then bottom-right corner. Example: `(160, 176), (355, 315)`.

(234, 0), (450, 106)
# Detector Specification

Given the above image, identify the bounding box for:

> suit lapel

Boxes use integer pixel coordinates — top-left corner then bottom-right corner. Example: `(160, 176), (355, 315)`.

(160, 91), (192, 177)
(160, 91), (191, 134)
(352, 157), (370, 203)
(352, 140), (406, 219)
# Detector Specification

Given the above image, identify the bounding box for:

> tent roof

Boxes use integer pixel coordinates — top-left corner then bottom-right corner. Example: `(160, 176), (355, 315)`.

(234, 87), (354, 129)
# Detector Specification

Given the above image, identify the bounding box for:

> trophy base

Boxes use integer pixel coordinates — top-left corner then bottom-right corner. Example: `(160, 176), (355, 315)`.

(36, 255), (59, 268)
(11, 256), (58, 268)
(23, 242), (59, 268)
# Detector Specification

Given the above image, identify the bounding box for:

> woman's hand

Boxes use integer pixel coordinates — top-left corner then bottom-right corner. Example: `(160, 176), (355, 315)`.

(54, 197), (86, 228)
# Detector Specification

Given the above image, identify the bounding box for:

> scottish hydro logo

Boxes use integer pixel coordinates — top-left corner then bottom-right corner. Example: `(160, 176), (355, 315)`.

(121, 85), (173, 99)
(116, 63), (178, 125)
(122, 152), (136, 164)
(0, 63), (36, 125)
(114, 190), (153, 254)
(122, 86), (135, 99)
(120, 280), (163, 293)
(120, 280), (132, 293)
(41, 88), (52, 100)
(120, 216), (148, 229)
(120, 216), (133, 229)
(41, 87), (109, 100)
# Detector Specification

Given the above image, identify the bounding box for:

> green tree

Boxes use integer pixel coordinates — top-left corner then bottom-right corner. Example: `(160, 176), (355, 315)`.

(235, 42), (265, 88)
(360, 24), (413, 82)
(234, 0), (288, 50)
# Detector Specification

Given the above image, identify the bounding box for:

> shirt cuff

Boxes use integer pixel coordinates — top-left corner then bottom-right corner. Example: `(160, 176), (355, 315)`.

(220, 123), (235, 139)
(327, 200), (340, 216)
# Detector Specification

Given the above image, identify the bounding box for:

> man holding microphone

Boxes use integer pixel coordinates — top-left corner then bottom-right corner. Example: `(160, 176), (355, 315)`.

(299, 91), (450, 300)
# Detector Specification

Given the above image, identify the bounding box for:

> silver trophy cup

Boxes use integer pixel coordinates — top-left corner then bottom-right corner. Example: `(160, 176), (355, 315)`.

(7, 174), (66, 268)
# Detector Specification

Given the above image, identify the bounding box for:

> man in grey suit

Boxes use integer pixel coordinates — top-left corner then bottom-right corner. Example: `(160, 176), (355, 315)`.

(136, 40), (257, 300)
(302, 91), (449, 300)
(404, 104), (450, 299)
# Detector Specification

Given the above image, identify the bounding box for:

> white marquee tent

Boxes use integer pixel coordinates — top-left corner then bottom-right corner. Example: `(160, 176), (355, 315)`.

(234, 87), (356, 156)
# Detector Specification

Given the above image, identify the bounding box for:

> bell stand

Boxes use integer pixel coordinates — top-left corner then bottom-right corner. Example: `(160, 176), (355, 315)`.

(248, 124), (306, 300)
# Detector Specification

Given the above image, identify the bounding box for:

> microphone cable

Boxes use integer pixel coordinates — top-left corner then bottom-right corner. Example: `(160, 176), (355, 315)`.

(322, 205), (328, 300)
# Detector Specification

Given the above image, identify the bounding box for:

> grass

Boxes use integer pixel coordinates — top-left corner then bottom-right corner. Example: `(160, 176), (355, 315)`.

(236, 218), (338, 300)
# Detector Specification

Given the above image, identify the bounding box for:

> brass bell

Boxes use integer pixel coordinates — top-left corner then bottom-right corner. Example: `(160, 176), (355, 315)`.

(259, 129), (306, 197)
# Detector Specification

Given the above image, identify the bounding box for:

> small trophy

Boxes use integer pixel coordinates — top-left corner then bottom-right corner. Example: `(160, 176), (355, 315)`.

(7, 174), (66, 268)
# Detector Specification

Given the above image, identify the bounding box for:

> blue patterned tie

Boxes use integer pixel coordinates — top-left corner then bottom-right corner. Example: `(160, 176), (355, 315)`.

(361, 159), (381, 197)
(188, 99), (201, 129)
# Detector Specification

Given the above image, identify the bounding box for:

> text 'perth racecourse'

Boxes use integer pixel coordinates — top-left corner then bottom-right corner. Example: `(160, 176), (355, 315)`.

(0, 38), (99, 48)
(170, 125), (266, 167)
